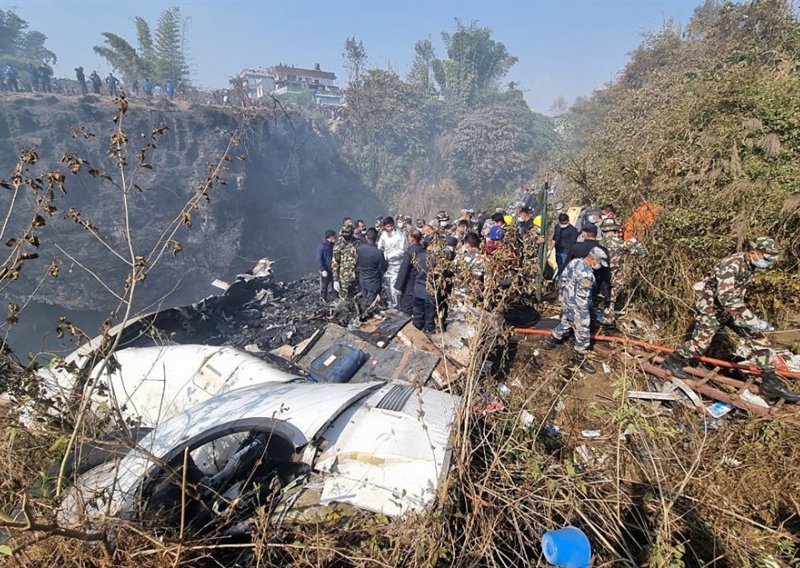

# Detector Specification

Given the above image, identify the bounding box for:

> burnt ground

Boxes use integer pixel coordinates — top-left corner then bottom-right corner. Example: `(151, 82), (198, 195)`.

(115, 273), (336, 354)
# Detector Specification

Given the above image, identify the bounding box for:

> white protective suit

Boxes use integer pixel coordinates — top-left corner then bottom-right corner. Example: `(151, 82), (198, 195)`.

(378, 229), (407, 307)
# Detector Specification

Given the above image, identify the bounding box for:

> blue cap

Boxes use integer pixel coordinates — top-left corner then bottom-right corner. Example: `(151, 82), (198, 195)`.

(489, 225), (505, 241)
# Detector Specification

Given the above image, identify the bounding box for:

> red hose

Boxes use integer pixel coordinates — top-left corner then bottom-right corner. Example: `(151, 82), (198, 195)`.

(514, 327), (800, 381)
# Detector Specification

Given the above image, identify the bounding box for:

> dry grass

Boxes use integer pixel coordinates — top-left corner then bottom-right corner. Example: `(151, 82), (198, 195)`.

(2, 276), (800, 566)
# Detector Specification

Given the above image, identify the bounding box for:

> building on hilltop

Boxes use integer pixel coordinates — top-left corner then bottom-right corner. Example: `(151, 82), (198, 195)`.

(237, 63), (343, 107)
(270, 63), (343, 106)
(238, 69), (275, 101)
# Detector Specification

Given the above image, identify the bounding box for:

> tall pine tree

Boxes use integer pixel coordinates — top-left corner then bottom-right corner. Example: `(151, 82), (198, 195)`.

(154, 6), (189, 84)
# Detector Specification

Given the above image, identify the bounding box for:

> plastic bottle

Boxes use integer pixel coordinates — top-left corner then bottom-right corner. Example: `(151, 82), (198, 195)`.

(541, 526), (591, 568)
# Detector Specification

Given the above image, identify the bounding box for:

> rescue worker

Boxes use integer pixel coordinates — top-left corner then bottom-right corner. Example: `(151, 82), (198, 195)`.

(38, 64), (52, 93)
(354, 219), (367, 243)
(542, 247), (609, 374)
(574, 198), (601, 234)
(357, 228), (388, 304)
(75, 67), (87, 95)
(332, 225), (359, 300)
(395, 229), (424, 315)
(3, 65), (19, 92)
(412, 236), (436, 333)
(435, 210), (451, 236)
(89, 70), (102, 94)
(316, 229), (336, 302)
(662, 237), (800, 401)
(396, 215), (409, 237)
(551, 213), (579, 278)
(456, 232), (484, 298)
(516, 207), (534, 239)
(26, 63), (39, 92)
(564, 225), (610, 312)
(377, 216), (407, 308)
(484, 214), (505, 255)
(452, 219), (469, 244)
(432, 236), (457, 328)
(598, 217), (646, 323)
(106, 72), (119, 96)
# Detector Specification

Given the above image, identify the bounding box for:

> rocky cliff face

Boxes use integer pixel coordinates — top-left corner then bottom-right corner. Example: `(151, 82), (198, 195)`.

(0, 94), (381, 353)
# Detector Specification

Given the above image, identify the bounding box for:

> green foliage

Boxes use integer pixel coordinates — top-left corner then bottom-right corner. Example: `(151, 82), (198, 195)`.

(340, 22), (554, 211)
(438, 20), (518, 108)
(407, 39), (438, 99)
(93, 33), (147, 84)
(342, 68), (430, 204)
(94, 6), (189, 85)
(153, 6), (189, 84)
(562, 0), (800, 329)
(446, 100), (555, 195)
(0, 9), (56, 67)
(343, 36), (367, 83)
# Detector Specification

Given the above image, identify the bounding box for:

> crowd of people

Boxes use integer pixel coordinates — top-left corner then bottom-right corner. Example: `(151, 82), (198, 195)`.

(1, 63), (53, 93)
(315, 202), (639, 340)
(72, 67), (181, 99)
(315, 199), (799, 401)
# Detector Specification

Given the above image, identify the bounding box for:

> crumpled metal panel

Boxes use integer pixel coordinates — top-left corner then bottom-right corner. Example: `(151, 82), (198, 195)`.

(315, 383), (458, 516)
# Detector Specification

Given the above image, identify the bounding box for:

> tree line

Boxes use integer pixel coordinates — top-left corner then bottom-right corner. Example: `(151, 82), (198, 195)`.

(339, 20), (558, 213)
(560, 0), (800, 336)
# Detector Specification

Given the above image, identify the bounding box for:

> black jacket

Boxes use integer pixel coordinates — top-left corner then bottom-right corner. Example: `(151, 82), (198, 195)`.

(552, 224), (579, 254)
(316, 241), (333, 273)
(565, 239), (611, 297)
(413, 249), (435, 301)
(357, 242), (388, 296)
(395, 243), (424, 293)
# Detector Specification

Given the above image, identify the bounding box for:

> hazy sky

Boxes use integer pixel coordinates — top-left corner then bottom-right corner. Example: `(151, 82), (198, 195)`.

(12, 0), (701, 113)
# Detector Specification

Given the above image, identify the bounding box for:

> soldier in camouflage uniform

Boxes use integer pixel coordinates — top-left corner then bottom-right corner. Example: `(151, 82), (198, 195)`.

(542, 247), (609, 373)
(598, 217), (647, 324)
(332, 225), (359, 300)
(663, 237), (800, 402)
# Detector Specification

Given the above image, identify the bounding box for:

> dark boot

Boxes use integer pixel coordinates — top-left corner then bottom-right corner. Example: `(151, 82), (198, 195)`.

(759, 370), (800, 403)
(542, 335), (563, 350)
(662, 352), (692, 380)
(573, 352), (596, 374)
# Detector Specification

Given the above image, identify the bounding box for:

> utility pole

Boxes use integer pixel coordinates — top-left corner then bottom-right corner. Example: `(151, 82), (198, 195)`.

(536, 174), (550, 303)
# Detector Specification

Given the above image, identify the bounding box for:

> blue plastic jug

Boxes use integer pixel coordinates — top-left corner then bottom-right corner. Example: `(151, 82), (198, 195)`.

(541, 526), (591, 568)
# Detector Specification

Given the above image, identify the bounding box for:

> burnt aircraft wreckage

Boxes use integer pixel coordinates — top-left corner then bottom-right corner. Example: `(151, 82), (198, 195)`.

(20, 259), (487, 540)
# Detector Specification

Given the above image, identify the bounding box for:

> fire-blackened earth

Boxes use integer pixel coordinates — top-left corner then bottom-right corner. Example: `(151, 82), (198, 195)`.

(116, 273), (339, 354)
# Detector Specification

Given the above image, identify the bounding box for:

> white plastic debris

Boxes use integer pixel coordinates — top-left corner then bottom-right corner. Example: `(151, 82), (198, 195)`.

(706, 402), (734, 418)
(581, 429), (602, 439)
(210, 278), (230, 291)
(497, 383), (512, 397)
(740, 389), (770, 408)
(602, 363), (611, 374)
(520, 410), (536, 429)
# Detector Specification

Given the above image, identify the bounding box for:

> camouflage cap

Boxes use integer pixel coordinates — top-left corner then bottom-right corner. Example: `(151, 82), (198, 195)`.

(589, 246), (608, 267)
(436, 210), (450, 222)
(340, 224), (354, 236)
(415, 219), (426, 228)
(599, 218), (622, 232)
(750, 236), (781, 258)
